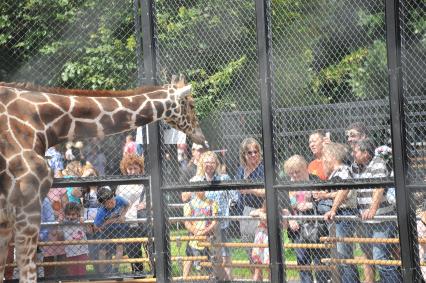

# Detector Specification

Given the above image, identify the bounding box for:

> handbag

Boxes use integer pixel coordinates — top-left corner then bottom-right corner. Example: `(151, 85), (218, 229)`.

(299, 204), (323, 243)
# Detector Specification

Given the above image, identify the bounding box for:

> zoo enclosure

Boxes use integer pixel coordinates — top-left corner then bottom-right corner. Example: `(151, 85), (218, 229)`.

(1, 0), (425, 282)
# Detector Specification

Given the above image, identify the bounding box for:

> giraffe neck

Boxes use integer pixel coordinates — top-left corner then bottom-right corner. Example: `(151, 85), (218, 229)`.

(44, 88), (174, 148)
(2, 85), (175, 154)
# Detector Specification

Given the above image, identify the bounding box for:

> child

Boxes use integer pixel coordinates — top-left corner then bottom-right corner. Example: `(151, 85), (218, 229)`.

(250, 202), (269, 281)
(183, 191), (218, 277)
(41, 196), (66, 278)
(62, 202), (89, 276)
(94, 186), (129, 273)
(123, 135), (137, 156)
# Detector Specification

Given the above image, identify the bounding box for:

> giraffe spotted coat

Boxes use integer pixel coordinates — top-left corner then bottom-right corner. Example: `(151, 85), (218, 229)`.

(0, 78), (205, 282)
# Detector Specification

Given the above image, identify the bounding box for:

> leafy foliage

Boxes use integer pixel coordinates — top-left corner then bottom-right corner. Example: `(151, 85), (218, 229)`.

(0, 0), (424, 114)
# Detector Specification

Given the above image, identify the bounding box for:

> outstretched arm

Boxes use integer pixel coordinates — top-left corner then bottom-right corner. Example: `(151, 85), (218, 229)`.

(362, 188), (384, 220)
(324, 190), (349, 221)
(239, 188), (265, 197)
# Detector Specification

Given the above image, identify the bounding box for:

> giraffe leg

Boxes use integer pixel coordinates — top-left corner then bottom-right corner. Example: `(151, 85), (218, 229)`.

(0, 217), (14, 282)
(14, 205), (41, 283)
(10, 153), (53, 283)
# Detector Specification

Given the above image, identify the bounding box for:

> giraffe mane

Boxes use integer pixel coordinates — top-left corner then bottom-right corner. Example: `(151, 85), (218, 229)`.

(0, 81), (165, 97)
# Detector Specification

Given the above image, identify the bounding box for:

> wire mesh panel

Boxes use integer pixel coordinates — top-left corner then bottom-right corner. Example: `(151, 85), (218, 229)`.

(278, 190), (334, 283)
(278, 183), (402, 283)
(409, 190), (426, 282)
(0, 0), (147, 177)
(152, 0), (263, 187)
(164, 188), (270, 282)
(270, 0), (392, 176)
(269, 1), (406, 280)
(0, 0), (139, 88)
(399, 0), (426, 183)
(1, 0), (424, 281)
(34, 180), (155, 282)
(399, 0), (426, 279)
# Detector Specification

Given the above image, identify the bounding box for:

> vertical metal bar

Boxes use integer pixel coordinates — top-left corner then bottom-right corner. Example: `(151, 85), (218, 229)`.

(132, 0), (144, 85)
(255, 0), (284, 282)
(147, 126), (168, 282)
(140, 0), (169, 281)
(140, 0), (157, 86)
(385, 0), (417, 282)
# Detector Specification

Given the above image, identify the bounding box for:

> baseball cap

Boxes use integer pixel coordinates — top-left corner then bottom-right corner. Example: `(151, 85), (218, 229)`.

(97, 186), (114, 204)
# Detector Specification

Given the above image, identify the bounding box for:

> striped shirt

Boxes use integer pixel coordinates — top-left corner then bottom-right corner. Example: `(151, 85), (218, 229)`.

(328, 165), (357, 209)
(352, 156), (395, 223)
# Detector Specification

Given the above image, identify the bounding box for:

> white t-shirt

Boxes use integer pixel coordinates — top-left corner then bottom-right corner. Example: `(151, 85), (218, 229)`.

(63, 224), (89, 257)
(164, 128), (186, 144)
(136, 127), (144, 144)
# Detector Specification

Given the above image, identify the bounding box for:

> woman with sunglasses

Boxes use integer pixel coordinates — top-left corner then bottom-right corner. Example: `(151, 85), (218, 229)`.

(236, 137), (265, 275)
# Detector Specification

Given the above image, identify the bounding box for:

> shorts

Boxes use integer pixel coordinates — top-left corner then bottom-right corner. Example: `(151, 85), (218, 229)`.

(217, 228), (230, 257)
(185, 245), (209, 259)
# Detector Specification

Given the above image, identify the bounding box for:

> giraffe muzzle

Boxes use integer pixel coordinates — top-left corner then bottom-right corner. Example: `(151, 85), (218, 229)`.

(189, 127), (207, 147)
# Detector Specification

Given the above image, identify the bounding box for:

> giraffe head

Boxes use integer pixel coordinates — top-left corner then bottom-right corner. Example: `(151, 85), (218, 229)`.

(164, 75), (206, 146)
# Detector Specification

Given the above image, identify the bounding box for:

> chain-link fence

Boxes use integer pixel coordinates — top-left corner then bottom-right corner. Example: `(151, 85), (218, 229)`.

(401, 0), (426, 281)
(1, 0), (425, 282)
(0, 0), (150, 178)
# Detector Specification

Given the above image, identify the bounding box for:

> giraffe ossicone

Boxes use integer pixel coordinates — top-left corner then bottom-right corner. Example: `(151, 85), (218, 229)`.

(0, 76), (206, 282)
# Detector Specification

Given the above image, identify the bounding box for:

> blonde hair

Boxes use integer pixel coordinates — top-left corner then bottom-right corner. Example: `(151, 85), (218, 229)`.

(82, 162), (99, 177)
(283, 155), (308, 175)
(120, 154), (145, 175)
(239, 137), (262, 168)
(62, 161), (83, 177)
(195, 151), (221, 177)
(323, 142), (349, 164)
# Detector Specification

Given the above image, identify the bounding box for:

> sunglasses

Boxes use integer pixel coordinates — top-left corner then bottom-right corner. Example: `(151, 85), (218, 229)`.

(246, 150), (258, 156)
(346, 131), (361, 139)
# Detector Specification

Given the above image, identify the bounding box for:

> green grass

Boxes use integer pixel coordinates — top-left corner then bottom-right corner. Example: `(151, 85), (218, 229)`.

(168, 228), (389, 281)
(168, 228), (299, 280)
(83, 228), (392, 281)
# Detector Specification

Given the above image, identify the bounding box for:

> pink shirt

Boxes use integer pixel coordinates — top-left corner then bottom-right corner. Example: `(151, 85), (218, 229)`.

(47, 188), (67, 221)
(44, 188), (67, 257)
(123, 141), (137, 155)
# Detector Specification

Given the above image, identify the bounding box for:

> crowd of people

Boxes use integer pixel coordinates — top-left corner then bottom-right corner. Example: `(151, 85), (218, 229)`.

(5, 134), (149, 280)
(5, 122), (419, 282)
(178, 122), (405, 282)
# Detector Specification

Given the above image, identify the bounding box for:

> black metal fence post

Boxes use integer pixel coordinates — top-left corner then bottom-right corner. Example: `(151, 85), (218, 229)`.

(140, 0), (169, 281)
(385, 0), (417, 282)
(133, 0), (144, 86)
(255, 0), (284, 282)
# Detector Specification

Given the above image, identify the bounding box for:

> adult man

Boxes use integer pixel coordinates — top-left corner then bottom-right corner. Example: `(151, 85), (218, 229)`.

(345, 122), (368, 150)
(352, 139), (400, 282)
(308, 130), (328, 180)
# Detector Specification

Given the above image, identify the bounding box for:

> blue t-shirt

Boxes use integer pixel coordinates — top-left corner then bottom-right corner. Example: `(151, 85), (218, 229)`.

(236, 163), (265, 209)
(94, 196), (129, 228)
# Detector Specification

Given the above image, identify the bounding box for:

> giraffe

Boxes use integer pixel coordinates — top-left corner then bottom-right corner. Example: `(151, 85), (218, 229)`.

(0, 76), (206, 282)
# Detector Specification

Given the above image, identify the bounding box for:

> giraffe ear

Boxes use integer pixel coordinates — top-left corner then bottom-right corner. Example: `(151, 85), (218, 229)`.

(170, 75), (178, 85)
(175, 84), (192, 98)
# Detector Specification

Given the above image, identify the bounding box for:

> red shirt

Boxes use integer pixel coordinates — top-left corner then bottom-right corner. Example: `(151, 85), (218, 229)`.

(123, 141), (137, 155)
